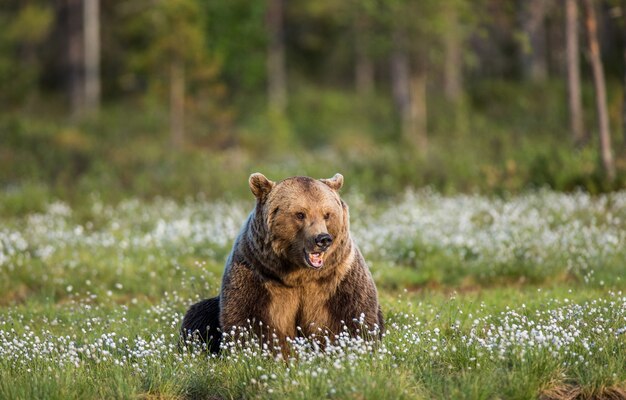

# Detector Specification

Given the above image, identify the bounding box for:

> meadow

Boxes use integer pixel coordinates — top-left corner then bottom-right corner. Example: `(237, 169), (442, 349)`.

(1, 189), (626, 399)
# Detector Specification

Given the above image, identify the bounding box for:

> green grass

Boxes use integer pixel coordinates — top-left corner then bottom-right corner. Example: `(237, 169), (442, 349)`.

(1, 286), (625, 399)
(1, 192), (626, 399)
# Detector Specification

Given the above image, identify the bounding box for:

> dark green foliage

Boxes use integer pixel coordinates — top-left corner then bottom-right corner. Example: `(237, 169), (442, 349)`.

(0, 0), (625, 203)
(2, 79), (625, 209)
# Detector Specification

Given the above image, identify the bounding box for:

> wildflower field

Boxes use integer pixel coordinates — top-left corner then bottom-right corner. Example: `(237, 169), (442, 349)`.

(1, 190), (626, 399)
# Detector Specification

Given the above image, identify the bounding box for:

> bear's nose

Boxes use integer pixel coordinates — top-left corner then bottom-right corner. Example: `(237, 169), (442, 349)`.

(315, 233), (333, 249)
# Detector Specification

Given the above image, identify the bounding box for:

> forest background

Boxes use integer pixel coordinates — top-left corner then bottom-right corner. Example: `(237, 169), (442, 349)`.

(1, 0), (626, 209)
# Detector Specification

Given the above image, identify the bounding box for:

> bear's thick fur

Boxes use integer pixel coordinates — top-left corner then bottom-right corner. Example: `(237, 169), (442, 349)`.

(180, 296), (221, 352)
(181, 173), (383, 352)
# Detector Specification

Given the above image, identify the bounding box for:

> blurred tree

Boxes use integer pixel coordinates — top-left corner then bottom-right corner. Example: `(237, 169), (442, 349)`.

(390, 26), (427, 153)
(385, 0), (446, 154)
(65, 0), (84, 117)
(471, 1), (518, 79)
(353, 1), (374, 96)
(442, 0), (476, 135)
(202, 0), (266, 94)
(169, 54), (185, 149)
(83, 0), (100, 113)
(443, 0), (463, 103)
(390, 28), (412, 139)
(123, 0), (210, 149)
(565, 0), (585, 145)
(622, 0), (626, 149)
(584, 0), (615, 181)
(518, 0), (548, 82)
(0, 2), (53, 108)
(266, 0), (287, 115)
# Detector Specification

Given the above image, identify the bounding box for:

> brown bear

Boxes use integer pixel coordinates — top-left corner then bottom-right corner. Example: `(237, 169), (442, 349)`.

(181, 173), (383, 353)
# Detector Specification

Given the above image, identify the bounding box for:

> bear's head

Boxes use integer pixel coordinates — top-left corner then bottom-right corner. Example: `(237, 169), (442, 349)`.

(249, 173), (349, 270)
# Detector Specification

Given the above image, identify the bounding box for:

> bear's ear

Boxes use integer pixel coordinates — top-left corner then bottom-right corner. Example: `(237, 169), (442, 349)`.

(320, 173), (344, 191)
(249, 173), (275, 201)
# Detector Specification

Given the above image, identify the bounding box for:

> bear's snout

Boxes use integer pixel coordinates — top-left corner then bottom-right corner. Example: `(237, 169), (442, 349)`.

(315, 233), (333, 250)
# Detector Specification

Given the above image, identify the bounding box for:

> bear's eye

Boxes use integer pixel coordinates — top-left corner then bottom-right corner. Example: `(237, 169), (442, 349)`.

(295, 212), (306, 220)
(324, 213), (331, 220)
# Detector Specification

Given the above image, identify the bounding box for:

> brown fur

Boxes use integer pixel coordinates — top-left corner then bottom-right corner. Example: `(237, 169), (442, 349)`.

(182, 173), (383, 352)
(180, 297), (221, 353)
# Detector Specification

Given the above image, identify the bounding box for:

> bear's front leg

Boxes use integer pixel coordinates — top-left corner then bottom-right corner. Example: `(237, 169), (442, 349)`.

(219, 263), (295, 356)
(325, 263), (384, 339)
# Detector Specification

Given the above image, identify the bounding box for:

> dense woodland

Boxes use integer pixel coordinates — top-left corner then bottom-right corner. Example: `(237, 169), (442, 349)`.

(2, 0), (626, 205)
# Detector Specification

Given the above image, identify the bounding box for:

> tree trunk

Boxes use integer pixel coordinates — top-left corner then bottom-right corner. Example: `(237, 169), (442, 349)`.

(391, 30), (427, 154)
(170, 59), (185, 149)
(566, 0), (585, 144)
(266, 0), (287, 114)
(391, 31), (410, 120)
(520, 0), (548, 82)
(584, 0), (615, 181)
(407, 68), (428, 153)
(66, 0), (84, 117)
(354, 13), (374, 96)
(443, 2), (463, 103)
(622, 0), (626, 149)
(83, 0), (100, 113)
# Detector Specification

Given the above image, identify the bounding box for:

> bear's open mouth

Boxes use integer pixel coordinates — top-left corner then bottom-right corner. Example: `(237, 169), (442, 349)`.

(304, 250), (325, 269)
